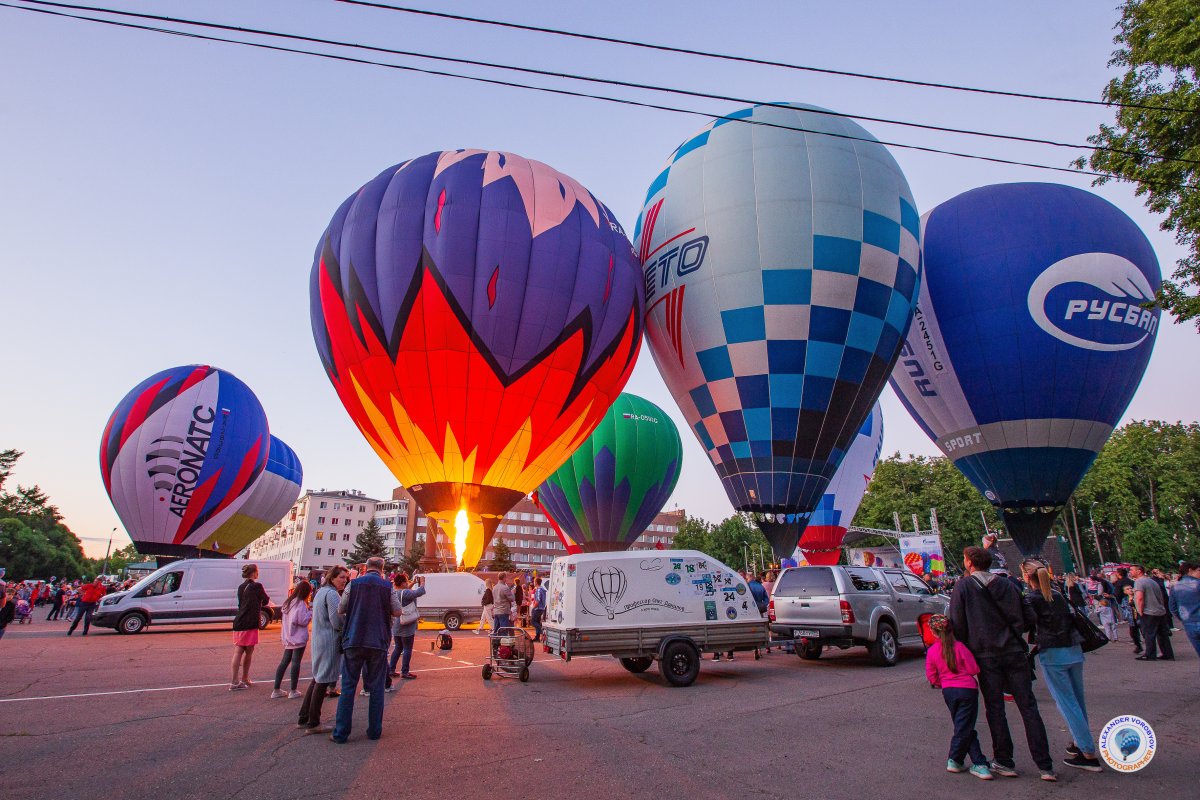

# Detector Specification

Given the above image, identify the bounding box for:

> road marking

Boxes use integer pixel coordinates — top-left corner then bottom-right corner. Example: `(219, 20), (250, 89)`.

(438, 655), (452, 660)
(457, 660), (473, 665)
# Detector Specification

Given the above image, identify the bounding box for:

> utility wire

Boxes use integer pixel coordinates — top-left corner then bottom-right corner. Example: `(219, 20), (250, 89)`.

(15, 0), (1199, 169)
(337, 0), (1197, 115)
(5, 1), (1195, 188)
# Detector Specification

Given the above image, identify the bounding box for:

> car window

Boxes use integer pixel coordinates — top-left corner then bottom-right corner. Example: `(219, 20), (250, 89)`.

(884, 571), (912, 594)
(844, 568), (882, 592)
(772, 568), (837, 597)
(140, 571), (183, 597)
(903, 574), (933, 595)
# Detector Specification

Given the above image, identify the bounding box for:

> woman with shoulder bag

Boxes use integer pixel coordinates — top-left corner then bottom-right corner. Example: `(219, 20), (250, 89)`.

(388, 573), (426, 683)
(1020, 559), (1102, 773)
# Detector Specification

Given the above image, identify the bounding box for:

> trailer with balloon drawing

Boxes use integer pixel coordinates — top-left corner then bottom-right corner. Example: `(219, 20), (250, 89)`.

(542, 551), (769, 687)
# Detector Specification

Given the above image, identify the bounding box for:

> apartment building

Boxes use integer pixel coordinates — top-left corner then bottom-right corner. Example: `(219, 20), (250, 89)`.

(244, 489), (380, 574)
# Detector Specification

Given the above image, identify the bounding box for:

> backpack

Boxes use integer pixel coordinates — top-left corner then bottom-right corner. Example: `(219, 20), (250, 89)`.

(434, 632), (453, 651)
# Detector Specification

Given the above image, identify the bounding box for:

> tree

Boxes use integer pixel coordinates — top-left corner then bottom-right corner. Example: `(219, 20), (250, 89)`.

(344, 519), (386, 565)
(1075, 0), (1200, 327)
(0, 449), (88, 579)
(1123, 519), (1182, 569)
(854, 453), (1003, 561)
(671, 513), (773, 571)
(399, 542), (424, 575)
(489, 538), (516, 572)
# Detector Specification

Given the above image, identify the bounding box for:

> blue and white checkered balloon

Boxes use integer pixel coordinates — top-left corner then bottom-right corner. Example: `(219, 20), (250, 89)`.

(635, 103), (920, 557)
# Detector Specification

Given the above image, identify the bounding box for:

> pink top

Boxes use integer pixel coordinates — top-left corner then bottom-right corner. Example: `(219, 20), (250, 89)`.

(925, 640), (980, 690)
(280, 601), (313, 649)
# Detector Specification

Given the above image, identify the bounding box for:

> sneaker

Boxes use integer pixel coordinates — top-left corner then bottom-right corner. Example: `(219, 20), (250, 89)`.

(306, 725), (332, 735)
(287, 691), (302, 699)
(229, 683), (248, 691)
(384, 684), (396, 693)
(1039, 770), (1057, 782)
(360, 689), (370, 697)
(242, 679), (254, 687)
(1003, 692), (1015, 702)
(968, 765), (994, 781)
(1066, 743), (1081, 757)
(1063, 754), (1103, 773)
(946, 759), (967, 773)
(401, 673), (417, 679)
(712, 654), (721, 661)
(270, 690), (286, 699)
(988, 761), (1019, 778)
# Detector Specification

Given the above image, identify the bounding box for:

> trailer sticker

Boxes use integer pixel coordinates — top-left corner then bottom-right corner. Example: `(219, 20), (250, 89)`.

(665, 572), (681, 585)
(670, 559), (684, 570)
(704, 601), (718, 621)
(726, 606), (738, 619)
(639, 559), (664, 571)
(736, 583), (747, 595)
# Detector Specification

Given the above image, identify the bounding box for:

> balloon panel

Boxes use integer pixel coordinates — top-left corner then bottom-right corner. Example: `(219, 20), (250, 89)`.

(635, 103), (918, 557)
(100, 365), (269, 556)
(798, 402), (884, 564)
(310, 151), (644, 529)
(889, 183), (1161, 554)
(536, 393), (682, 552)
(197, 435), (303, 554)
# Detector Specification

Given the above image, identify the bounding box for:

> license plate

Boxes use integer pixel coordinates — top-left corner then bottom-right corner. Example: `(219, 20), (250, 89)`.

(793, 628), (819, 638)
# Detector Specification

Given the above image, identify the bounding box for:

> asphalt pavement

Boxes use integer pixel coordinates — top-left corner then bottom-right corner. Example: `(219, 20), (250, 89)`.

(0, 616), (1195, 799)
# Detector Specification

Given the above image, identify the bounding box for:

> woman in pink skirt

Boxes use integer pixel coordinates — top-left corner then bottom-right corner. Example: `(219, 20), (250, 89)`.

(230, 564), (270, 690)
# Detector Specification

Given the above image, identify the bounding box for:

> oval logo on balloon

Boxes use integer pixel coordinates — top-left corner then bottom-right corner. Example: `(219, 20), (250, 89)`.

(1026, 253), (1159, 351)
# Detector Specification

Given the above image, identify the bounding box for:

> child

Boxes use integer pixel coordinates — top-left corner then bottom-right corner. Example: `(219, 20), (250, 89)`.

(1096, 597), (1119, 642)
(924, 614), (993, 780)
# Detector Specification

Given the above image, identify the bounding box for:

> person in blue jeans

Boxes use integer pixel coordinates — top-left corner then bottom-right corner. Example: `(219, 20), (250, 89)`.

(530, 577), (547, 642)
(332, 557), (403, 743)
(1020, 559), (1102, 773)
(388, 573), (425, 682)
(1168, 561), (1200, 673)
(491, 572), (514, 634)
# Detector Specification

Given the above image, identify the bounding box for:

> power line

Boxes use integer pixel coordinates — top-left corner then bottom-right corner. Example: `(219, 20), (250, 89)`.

(16, 0), (1195, 168)
(336, 0), (1197, 115)
(4, 1), (1195, 188)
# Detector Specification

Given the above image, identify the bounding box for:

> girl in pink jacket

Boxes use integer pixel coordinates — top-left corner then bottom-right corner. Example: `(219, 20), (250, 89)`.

(925, 614), (993, 780)
(272, 581), (313, 699)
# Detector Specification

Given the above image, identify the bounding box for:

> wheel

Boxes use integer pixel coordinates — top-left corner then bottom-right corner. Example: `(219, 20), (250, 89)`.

(118, 613), (147, 635)
(868, 623), (899, 667)
(258, 610), (271, 630)
(519, 666), (530, 682)
(619, 656), (654, 674)
(481, 664), (492, 680)
(443, 611), (462, 631)
(659, 641), (700, 687)
(798, 640), (823, 660)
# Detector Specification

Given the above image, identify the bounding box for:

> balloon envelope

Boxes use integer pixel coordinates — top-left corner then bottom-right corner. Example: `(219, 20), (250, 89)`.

(536, 393), (683, 552)
(635, 103), (920, 558)
(310, 150), (643, 567)
(100, 365), (270, 557)
(199, 435), (303, 554)
(794, 402), (884, 565)
(889, 183), (1161, 555)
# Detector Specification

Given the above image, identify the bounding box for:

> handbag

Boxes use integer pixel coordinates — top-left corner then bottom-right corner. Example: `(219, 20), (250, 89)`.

(972, 575), (1037, 681)
(399, 597), (420, 626)
(1068, 602), (1110, 653)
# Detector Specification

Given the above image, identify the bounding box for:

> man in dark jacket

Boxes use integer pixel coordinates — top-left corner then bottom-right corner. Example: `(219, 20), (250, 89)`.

(333, 557), (403, 743)
(949, 547), (1053, 779)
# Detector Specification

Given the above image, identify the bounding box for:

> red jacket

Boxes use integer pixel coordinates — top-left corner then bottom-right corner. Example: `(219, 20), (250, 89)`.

(79, 583), (107, 604)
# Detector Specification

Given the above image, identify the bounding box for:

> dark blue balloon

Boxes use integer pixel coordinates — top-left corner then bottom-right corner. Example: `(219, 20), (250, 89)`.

(890, 183), (1161, 555)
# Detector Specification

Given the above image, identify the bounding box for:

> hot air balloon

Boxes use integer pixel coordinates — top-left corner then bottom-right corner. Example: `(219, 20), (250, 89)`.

(535, 393), (682, 553)
(531, 491), (583, 555)
(100, 365), (270, 557)
(198, 435), (303, 554)
(792, 402), (884, 565)
(635, 103), (920, 559)
(889, 183), (1160, 556)
(310, 150), (643, 569)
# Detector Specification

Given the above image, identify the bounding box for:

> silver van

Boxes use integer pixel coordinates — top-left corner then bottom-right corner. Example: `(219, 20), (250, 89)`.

(767, 565), (947, 666)
(92, 559), (294, 634)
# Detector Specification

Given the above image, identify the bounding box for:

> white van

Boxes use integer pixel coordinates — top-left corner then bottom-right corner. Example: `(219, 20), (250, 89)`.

(543, 551), (769, 686)
(412, 572), (485, 630)
(92, 559), (294, 634)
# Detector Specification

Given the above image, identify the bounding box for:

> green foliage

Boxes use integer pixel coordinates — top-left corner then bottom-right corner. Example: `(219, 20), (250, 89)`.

(1075, 420), (1200, 559)
(399, 541), (424, 575)
(344, 518), (387, 565)
(489, 538), (516, 572)
(854, 453), (1003, 561)
(0, 449), (88, 579)
(1123, 519), (1182, 569)
(672, 513), (773, 571)
(1075, 0), (1200, 326)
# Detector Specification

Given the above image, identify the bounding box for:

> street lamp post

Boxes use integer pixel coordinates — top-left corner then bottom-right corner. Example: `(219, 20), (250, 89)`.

(1089, 503), (1105, 565)
(101, 527), (115, 576)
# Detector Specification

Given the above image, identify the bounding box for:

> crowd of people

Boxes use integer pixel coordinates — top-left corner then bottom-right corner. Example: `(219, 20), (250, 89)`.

(0, 574), (131, 639)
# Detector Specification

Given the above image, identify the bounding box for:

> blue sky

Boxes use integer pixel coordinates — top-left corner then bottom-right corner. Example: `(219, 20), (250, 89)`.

(2, 1), (1195, 556)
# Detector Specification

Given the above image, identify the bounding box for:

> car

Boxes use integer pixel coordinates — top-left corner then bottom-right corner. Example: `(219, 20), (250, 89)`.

(767, 565), (947, 666)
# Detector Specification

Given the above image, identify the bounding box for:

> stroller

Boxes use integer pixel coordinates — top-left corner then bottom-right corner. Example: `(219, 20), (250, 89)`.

(482, 627), (534, 682)
(14, 598), (33, 624)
